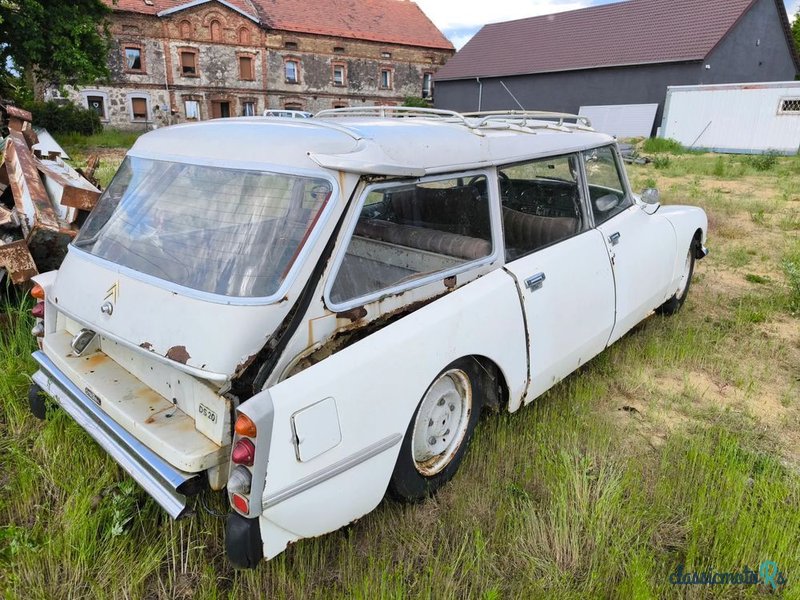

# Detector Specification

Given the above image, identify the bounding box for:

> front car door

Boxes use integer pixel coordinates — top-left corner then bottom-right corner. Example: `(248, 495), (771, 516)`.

(500, 154), (616, 403)
(583, 145), (676, 345)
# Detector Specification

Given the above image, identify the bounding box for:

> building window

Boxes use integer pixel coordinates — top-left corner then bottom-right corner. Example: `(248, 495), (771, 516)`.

(332, 64), (346, 86)
(380, 68), (393, 89)
(333, 102), (348, 109)
(285, 60), (299, 83)
(184, 99), (200, 120)
(180, 50), (198, 75)
(130, 96), (148, 121)
(179, 20), (192, 39)
(333, 46), (345, 54)
(242, 101), (256, 116)
(124, 46), (143, 72)
(239, 55), (254, 80)
(239, 28), (251, 44)
(284, 41), (298, 50)
(779, 98), (800, 113)
(285, 102), (303, 110)
(381, 51), (391, 59)
(210, 20), (222, 42)
(422, 72), (433, 98)
(85, 94), (107, 120)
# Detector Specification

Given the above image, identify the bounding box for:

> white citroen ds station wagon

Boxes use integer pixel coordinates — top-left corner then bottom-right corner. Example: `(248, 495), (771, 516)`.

(28, 108), (707, 567)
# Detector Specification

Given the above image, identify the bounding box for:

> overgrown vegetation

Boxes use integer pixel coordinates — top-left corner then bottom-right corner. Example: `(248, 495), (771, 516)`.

(2, 141), (799, 598)
(642, 137), (685, 154)
(23, 100), (103, 136)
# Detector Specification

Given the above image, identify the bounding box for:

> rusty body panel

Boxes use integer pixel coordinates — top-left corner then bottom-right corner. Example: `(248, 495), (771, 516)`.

(5, 130), (59, 231)
(0, 239), (38, 284)
(37, 156), (101, 216)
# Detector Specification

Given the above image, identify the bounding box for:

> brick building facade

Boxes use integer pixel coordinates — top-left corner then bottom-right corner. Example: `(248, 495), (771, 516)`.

(59, 0), (453, 129)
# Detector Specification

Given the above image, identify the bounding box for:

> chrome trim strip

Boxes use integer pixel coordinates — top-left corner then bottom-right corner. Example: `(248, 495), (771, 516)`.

(262, 433), (402, 509)
(32, 351), (202, 519)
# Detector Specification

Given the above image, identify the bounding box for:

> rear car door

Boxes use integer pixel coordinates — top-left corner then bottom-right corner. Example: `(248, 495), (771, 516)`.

(583, 146), (676, 345)
(500, 154), (615, 403)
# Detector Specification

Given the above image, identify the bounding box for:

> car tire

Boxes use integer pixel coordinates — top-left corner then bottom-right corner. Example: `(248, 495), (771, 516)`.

(656, 242), (696, 316)
(28, 383), (47, 420)
(388, 358), (483, 502)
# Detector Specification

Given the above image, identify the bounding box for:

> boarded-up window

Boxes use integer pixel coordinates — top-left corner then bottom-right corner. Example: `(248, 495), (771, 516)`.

(87, 95), (106, 118)
(179, 20), (191, 39)
(210, 20), (221, 42)
(239, 56), (254, 80)
(131, 98), (147, 120)
(239, 28), (250, 44)
(181, 51), (197, 75)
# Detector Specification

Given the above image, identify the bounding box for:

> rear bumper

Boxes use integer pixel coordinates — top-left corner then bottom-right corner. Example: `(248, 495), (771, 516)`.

(695, 244), (709, 260)
(32, 350), (203, 519)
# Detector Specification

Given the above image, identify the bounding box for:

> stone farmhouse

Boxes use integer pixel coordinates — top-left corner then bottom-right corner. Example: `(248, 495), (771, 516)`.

(59, 0), (453, 129)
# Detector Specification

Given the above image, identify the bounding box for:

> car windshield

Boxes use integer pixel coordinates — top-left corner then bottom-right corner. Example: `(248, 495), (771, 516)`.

(73, 157), (332, 298)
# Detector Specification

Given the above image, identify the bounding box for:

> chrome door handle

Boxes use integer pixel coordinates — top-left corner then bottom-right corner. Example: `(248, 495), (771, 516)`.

(608, 232), (621, 245)
(525, 272), (546, 291)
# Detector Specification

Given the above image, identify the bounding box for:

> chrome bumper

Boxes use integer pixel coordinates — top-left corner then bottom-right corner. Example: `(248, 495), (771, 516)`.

(31, 350), (203, 519)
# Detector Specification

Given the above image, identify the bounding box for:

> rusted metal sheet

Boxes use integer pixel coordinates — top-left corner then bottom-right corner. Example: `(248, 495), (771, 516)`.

(0, 239), (39, 284)
(5, 129), (60, 231)
(37, 157), (101, 218)
(33, 127), (70, 160)
(4, 105), (32, 132)
(0, 205), (15, 227)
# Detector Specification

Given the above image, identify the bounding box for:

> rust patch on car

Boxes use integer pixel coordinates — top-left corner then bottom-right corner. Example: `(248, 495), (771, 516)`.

(166, 345), (191, 364)
(140, 342), (153, 351)
(444, 275), (457, 289)
(335, 306), (367, 322)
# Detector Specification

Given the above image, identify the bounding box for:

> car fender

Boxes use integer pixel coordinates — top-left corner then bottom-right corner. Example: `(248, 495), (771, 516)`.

(657, 205), (708, 293)
(241, 267), (528, 558)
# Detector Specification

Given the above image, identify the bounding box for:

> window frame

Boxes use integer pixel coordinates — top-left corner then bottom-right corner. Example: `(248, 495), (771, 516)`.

(82, 90), (109, 121)
(178, 47), (199, 77)
(183, 98), (201, 120)
(379, 67), (393, 90)
(241, 99), (256, 116)
(332, 62), (346, 86)
(128, 94), (150, 122)
(323, 170), (502, 312)
(284, 58), (300, 83)
(123, 44), (145, 73)
(578, 143), (635, 227)
(238, 53), (255, 81)
(422, 72), (433, 98)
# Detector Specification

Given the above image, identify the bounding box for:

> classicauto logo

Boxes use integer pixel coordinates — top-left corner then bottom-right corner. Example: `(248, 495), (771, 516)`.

(669, 561), (787, 590)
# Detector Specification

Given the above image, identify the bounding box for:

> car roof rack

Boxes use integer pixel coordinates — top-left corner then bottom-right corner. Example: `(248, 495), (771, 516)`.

(462, 110), (593, 129)
(314, 106), (593, 134)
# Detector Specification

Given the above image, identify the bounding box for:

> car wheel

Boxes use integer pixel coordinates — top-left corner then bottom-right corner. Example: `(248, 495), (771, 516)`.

(388, 358), (483, 502)
(28, 383), (47, 420)
(656, 242), (696, 316)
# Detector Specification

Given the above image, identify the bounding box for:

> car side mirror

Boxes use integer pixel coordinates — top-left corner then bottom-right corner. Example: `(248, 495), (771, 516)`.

(595, 193), (620, 213)
(641, 188), (660, 205)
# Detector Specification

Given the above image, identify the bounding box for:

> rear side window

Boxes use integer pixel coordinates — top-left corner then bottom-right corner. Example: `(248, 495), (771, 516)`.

(329, 175), (492, 305)
(583, 145), (632, 224)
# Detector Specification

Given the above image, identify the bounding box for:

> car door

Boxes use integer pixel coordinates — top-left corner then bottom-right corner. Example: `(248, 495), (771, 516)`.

(499, 154), (615, 404)
(583, 145), (676, 345)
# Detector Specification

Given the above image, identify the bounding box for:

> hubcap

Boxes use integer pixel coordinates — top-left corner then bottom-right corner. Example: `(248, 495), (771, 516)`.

(676, 248), (692, 297)
(411, 369), (472, 476)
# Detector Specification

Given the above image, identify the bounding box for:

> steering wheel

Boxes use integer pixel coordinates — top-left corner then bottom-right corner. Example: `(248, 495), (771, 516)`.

(470, 173), (514, 201)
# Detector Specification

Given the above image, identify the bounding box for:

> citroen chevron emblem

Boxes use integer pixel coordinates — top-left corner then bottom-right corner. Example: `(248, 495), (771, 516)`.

(104, 281), (119, 303)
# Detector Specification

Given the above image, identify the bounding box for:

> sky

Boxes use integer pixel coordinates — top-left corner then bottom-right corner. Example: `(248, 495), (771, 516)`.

(415, 0), (800, 50)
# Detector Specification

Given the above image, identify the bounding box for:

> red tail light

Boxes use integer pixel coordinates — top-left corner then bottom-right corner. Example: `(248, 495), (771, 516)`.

(231, 438), (255, 466)
(231, 493), (249, 513)
(234, 413), (257, 437)
(31, 302), (45, 319)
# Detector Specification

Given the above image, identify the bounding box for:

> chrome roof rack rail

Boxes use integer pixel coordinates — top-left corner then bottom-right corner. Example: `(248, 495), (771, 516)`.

(315, 106), (469, 124)
(463, 110), (593, 129)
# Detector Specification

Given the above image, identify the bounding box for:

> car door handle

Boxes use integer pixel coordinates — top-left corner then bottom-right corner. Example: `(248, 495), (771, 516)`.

(525, 272), (546, 291)
(608, 232), (621, 245)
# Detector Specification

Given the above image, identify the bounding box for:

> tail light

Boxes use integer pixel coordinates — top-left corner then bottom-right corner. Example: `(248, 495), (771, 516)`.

(234, 413), (257, 437)
(31, 284), (45, 300)
(231, 438), (255, 466)
(231, 494), (249, 513)
(227, 466), (252, 494)
(30, 284), (45, 339)
(31, 302), (45, 319)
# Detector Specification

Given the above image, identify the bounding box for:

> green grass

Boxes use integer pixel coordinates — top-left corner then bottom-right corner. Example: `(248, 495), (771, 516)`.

(2, 140), (799, 598)
(642, 138), (685, 154)
(58, 129), (143, 155)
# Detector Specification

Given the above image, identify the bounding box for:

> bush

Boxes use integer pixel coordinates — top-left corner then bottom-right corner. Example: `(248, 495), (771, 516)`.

(402, 96), (431, 108)
(744, 151), (779, 172)
(22, 100), (102, 136)
(642, 137), (684, 154)
(652, 155), (671, 170)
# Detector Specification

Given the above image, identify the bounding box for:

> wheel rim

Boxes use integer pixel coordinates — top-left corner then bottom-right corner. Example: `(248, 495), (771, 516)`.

(676, 248), (693, 297)
(411, 369), (472, 476)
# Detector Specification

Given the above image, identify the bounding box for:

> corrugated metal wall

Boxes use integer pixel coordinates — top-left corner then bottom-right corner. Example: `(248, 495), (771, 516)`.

(660, 82), (800, 155)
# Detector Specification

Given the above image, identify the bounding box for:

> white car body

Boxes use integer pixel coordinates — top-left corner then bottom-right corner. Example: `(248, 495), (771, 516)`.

(30, 108), (708, 567)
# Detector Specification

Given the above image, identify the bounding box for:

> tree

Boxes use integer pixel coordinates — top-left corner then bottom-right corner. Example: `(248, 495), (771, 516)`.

(793, 8), (800, 58)
(0, 0), (111, 99)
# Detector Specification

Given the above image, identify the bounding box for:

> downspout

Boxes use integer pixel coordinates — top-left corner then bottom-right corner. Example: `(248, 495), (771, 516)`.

(476, 77), (482, 112)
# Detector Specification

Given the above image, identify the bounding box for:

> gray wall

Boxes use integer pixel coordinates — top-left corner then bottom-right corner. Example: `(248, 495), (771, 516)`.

(435, 0), (798, 135)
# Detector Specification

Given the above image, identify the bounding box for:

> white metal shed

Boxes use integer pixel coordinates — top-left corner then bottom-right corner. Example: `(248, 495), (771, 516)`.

(660, 81), (800, 155)
(578, 104), (659, 139)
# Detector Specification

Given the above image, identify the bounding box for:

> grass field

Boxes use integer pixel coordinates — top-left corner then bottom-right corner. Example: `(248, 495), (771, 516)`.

(1, 139), (799, 599)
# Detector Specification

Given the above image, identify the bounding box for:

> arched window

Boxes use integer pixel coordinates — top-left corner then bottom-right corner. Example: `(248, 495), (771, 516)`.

(210, 20), (222, 42)
(179, 20), (191, 39)
(238, 28), (250, 45)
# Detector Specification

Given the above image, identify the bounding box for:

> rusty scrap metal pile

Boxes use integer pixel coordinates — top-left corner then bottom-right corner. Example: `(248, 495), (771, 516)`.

(0, 103), (102, 287)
